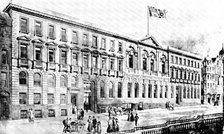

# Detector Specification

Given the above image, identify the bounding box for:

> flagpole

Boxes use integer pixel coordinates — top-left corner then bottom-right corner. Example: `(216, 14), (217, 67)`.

(147, 6), (149, 36)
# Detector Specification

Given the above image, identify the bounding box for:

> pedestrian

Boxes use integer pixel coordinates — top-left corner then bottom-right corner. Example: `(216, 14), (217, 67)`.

(112, 117), (116, 132)
(92, 116), (97, 132)
(115, 118), (119, 132)
(67, 118), (72, 133)
(134, 113), (139, 126)
(62, 117), (68, 133)
(87, 116), (92, 132)
(28, 108), (34, 122)
(96, 117), (102, 133)
(130, 112), (134, 122)
(80, 108), (84, 119)
(127, 111), (130, 121)
(107, 117), (113, 133)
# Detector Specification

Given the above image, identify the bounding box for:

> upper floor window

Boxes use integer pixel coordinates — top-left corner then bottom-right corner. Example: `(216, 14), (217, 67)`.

(19, 93), (27, 104)
(134, 83), (139, 98)
(92, 56), (97, 68)
(154, 85), (157, 98)
(160, 86), (163, 98)
(82, 34), (88, 46)
(61, 50), (67, 64)
(19, 71), (27, 85)
(35, 47), (42, 61)
(142, 84), (146, 98)
(118, 59), (123, 71)
(72, 31), (78, 44)
(171, 68), (174, 78)
(71, 76), (78, 87)
(175, 56), (178, 64)
(60, 75), (67, 87)
(109, 82), (114, 98)
(92, 36), (97, 48)
(129, 55), (133, 68)
(48, 74), (55, 87)
(150, 59), (154, 72)
(118, 42), (122, 53)
(61, 28), (67, 42)
(110, 59), (115, 70)
(48, 49), (55, 63)
(188, 60), (190, 66)
(20, 43), (28, 59)
(48, 25), (55, 39)
(143, 58), (147, 70)
(72, 53), (78, 66)
(110, 40), (115, 52)
(101, 38), (106, 49)
(171, 55), (174, 63)
(161, 61), (166, 74)
(118, 82), (122, 98)
(34, 73), (41, 86)
(184, 59), (186, 66)
(101, 58), (106, 69)
(34, 93), (41, 105)
(128, 83), (132, 98)
(191, 61), (193, 67)
(20, 17), (29, 33)
(35, 21), (42, 37)
(1, 49), (7, 64)
(179, 57), (182, 65)
(60, 94), (66, 104)
(83, 54), (88, 68)
(100, 81), (105, 98)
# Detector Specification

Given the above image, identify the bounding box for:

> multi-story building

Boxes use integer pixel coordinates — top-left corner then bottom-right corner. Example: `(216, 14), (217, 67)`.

(0, 3), (202, 120)
(201, 46), (224, 105)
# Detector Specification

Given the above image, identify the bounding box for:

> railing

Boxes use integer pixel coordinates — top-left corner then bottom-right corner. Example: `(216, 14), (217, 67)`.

(106, 113), (223, 134)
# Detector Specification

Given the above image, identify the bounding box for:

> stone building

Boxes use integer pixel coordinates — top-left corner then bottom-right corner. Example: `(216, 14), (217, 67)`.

(201, 46), (224, 105)
(1, 3), (202, 120)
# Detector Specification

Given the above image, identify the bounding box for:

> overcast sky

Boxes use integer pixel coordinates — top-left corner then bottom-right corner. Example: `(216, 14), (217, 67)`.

(1, 0), (224, 57)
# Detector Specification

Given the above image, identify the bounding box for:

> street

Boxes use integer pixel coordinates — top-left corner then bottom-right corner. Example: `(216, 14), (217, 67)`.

(0, 104), (222, 134)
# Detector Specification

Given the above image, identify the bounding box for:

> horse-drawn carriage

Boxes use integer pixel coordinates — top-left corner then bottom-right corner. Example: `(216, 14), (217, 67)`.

(63, 119), (86, 133)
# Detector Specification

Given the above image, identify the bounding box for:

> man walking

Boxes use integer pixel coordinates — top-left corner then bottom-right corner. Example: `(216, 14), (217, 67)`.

(134, 113), (139, 126)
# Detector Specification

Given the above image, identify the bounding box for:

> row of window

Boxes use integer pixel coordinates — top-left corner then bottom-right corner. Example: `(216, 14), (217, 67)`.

(19, 93), (67, 105)
(183, 87), (200, 99)
(19, 71), (77, 87)
(20, 17), (123, 52)
(171, 55), (200, 68)
(20, 109), (66, 119)
(170, 68), (200, 81)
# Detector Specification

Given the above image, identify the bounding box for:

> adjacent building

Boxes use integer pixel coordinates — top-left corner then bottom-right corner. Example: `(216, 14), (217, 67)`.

(201, 46), (224, 105)
(0, 3), (202, 120)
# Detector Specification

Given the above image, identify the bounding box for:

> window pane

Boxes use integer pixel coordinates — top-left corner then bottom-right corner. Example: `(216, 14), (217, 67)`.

(72, 53), (78, 66)
(60, 94), (66, 104)
(101, 38), (106, 49)
(49, 50), (54, 62)
(34, 73), (41, 86)
(72, 31), (78, 43)
(92, 36), (97, 47)
(92, 56), (97, 68)
(34, 93), (41, 104)
(61, 28), (67, 41)
(19, 71), (27, 85)
(48, 94), (54, 104)
(83, 55), (88, 67)
(83, 34), (88, 45)
(19, 93), (27, 104)
(48, 25), (54, 39)
(20, 18), (28, 33)
(35, 21), (42, 36)
(20, 45), (27, 58)
(61, 51), (67, 64)
(35, 47), (41, 60)
(102, 58), (106, 69)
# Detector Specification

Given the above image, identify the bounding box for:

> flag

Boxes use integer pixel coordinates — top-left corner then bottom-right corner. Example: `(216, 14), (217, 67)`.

(148, 6), (167, 18)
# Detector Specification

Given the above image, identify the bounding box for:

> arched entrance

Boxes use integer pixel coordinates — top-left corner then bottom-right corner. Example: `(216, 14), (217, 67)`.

(0, 90), (10, 120)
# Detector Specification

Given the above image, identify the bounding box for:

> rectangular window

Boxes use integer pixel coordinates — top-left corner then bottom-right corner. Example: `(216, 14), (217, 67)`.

(35, 47), (41, 61)
(101, 38), (106, 49)
(175, 56), (178, 64)
(92, 56), (97, 68)
(48, 49), (55, 63)
(34, 110), (42, 118)
(48, 109), (55, 117)
(19, 93), (27, 104)
(110, 40), (115, 51)
(102, 58), (106, 69)
(35, 21), (42, 37)
(154, 85), (157, 98)
(61, 28), (67, 42)
(1, 72), (7, 87)
(142, 84), (145, 98)
(184, 59), (186, 66)
(128, 83), (132, 98)
(118, 60), (123, 71)
(20, 110), (28, 119)
(160, 86), (163, 98)
(110, 59), (115, 70)
(61, 109), (67, 116)
(72, 31), (78, 44)
(83, 55), (88, 68)
(179, 57), (182, 65)
(72, 53), (78, 66)
(118, 42), (122, 53)
(171, 56), (174, 63)
(61, 50), (67, 64)
(48, 94), (54, 104)
(191, 61), (193, 67)
(92, 36), (97, 48)
(20, 17), (28, 33)
(165, 86), (168, 98)
(148, 84), (152, 98)
(34, 93), (41, 105)
(20, 44), (27, 58)
(60, 94), (66, 104)
(48, 25), (55, 39)
(188, 60), (190, 66)
(83, 34), (88, 46)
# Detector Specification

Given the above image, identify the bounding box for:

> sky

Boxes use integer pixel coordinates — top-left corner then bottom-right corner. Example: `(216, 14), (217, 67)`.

(1, 0), (224, 58)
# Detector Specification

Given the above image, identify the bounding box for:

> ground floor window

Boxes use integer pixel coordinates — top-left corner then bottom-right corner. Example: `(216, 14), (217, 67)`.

(20, 110), (27, 119)
(48, 109), (55, 117)
(61, 109), (67, 116)
(34, 110), (42, 118)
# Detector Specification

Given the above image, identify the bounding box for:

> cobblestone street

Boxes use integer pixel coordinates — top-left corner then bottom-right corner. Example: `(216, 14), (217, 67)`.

(0, 104), (222, 134)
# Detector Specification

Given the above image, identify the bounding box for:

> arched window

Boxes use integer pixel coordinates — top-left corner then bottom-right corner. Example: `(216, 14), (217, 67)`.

(148, 84), (152, 98)
(187, 88), (190, 98)
(129, 55), (133, 68)
(142, 84), (146, 98)
(48, 74), (55, 87)
(19, 71), (27, 85)
(60, 75), (67, 87)
(34, 73), (41, 86)
(100, 81), (105, 98)
(134, 83), (139, 98)
(1, 49), (7, 64)
(118, 82), (122, 98)
(71, 76), (78, 87)
(143, 58), (147, 70)
(154, 85), (157, 98)
(150, 59), (154, 72)
(128, 83), (132, 98)
(162, 61), (165, 74)
(109, 82), (114, 98)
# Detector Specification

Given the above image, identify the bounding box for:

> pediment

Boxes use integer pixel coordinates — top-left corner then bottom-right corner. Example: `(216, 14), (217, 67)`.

(70, 46), (80, 51)
(16, 35), (31, 41)
(46, 41), (58, 47)
(81, 48), (90, 52)
(91, 50), (100, 55)
(31, 38), (45, 44)
(101, 52), (108, 56)
(59, 43), (70, 49)
(140, 35), (160, 47)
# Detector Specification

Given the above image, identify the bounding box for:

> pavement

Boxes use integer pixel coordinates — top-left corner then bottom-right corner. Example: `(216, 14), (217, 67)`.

(0, 104), (222, 134)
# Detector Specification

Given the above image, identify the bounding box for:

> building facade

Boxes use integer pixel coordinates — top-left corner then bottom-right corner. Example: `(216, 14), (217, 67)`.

(1, 3), (202, 120)
(201, 46), (224, 105)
